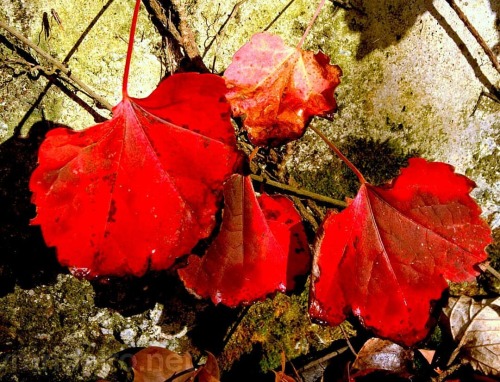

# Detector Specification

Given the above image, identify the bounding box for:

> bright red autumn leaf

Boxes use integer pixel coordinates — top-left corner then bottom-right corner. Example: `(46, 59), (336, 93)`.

(29, 73), (241, 277)
(309, 158), (491, 346)
(29, 0), (241, 278)
(224, 32), (342, 146)
(178, 174), (310, 307)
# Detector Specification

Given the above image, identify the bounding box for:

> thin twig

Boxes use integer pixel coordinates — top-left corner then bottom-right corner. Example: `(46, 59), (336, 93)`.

(0, 20), (113, 111)
(202, 0), (249, 59)
(340, 325), (357, 356)
(445, 0), (500, 73)
(297, 346), (349, 372)
(250, 173), (347, 208)
(263, 0), (297, 32)
(479, 263), (500, 281)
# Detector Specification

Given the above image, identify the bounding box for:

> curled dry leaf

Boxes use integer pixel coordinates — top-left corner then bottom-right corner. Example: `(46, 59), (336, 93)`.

(179, 174), (310, 307)
(310, 158), (491, 346)
(224, 32), (342, 146)
(443, 295), (500, 376)
(132, 347), (195, 382)
(351, 338), (414, 379)
(30, 73), (241, 277)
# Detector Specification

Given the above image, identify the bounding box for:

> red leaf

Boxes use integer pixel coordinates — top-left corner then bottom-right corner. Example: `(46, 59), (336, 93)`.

(224, 32), (342, 146)
(29, 73), (241, 277)
(309, 158), (491, 346)
(178, 174), (310, 307)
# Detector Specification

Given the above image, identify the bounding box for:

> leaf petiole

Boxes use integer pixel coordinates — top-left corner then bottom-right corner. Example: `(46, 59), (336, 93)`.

(122, 0), (142, 98)
(310, 124), (367, 184)
(297, 0), (326, 49)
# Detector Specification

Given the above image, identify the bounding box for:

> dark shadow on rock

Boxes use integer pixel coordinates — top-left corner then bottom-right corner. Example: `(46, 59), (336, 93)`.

(92, 270), (204, 318)
(292, 137), (417, 203)
(0, 121), (64, 296)
(339, 0), (499, 95)
(339, 0), (428, 59)
(220, 344), (273, 382)
(341, 136), (418, 193)
(490, 0), (500, 55)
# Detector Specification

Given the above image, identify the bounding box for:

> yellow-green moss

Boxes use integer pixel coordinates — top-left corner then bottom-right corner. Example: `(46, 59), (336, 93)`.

(221, 286), (355, 372)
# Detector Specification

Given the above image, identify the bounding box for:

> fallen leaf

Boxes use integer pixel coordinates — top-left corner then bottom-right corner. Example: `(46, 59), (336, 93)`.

(195, 352), (220, 382)
(30, 73), (241, 277)
(132, 347), (195, 382)
(309, 158), (491, 346)
(351, 338), (414, 379)
(224, 32), (342, 146)
(178, 174), (310, 306)
(443, 295), (500, 376)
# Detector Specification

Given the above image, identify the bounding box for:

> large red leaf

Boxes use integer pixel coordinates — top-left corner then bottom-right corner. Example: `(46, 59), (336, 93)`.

(309, 158), (491, 346)
(29, 73), (241, 277)
(224, 32), (342, 146)
(178, 174), (310, 307)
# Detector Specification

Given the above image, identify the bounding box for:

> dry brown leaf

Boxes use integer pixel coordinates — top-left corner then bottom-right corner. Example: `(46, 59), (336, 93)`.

(195, 352), (220, 382)
(351, 338), (414, 378)
(132, 347), (195, 382)
(443, 296), (500, 376)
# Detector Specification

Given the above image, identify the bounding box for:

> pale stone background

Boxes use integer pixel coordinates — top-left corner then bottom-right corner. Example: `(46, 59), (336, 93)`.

(187, 0), (500, 227)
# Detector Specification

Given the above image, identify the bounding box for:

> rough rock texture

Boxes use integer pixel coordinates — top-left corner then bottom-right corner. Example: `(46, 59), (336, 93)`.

(0, 274), (188, 382)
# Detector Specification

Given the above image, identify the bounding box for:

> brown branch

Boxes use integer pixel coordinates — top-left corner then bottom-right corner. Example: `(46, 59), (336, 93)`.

(170, 0), (208, 72)
(250, 173), (347, 208)
(479, 263), (500, 281)
(0, 19), (113, 111)
(445, 0), (500, 73)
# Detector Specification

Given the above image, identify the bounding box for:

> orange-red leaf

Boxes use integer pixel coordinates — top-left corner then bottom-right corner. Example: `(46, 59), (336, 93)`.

(224, 32), (342, 146)
(309, 158), (491, 346)
(29, 73), (241, 277)
(178, 174), (310, 307)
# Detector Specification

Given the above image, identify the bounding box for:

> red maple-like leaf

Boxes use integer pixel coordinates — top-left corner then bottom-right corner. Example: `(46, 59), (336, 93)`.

(224, 32), (342, 146)
(178, 174), (310, 307)
(309, 158), (491, 346)
(29, 73), (241, 277)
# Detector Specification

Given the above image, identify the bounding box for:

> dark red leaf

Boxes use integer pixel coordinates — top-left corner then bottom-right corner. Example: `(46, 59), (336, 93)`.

(178, 174), (310, 307)
(30, 73), (241, 277)
(309, 158), (491, 346)
(224, 32), (342, 146)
